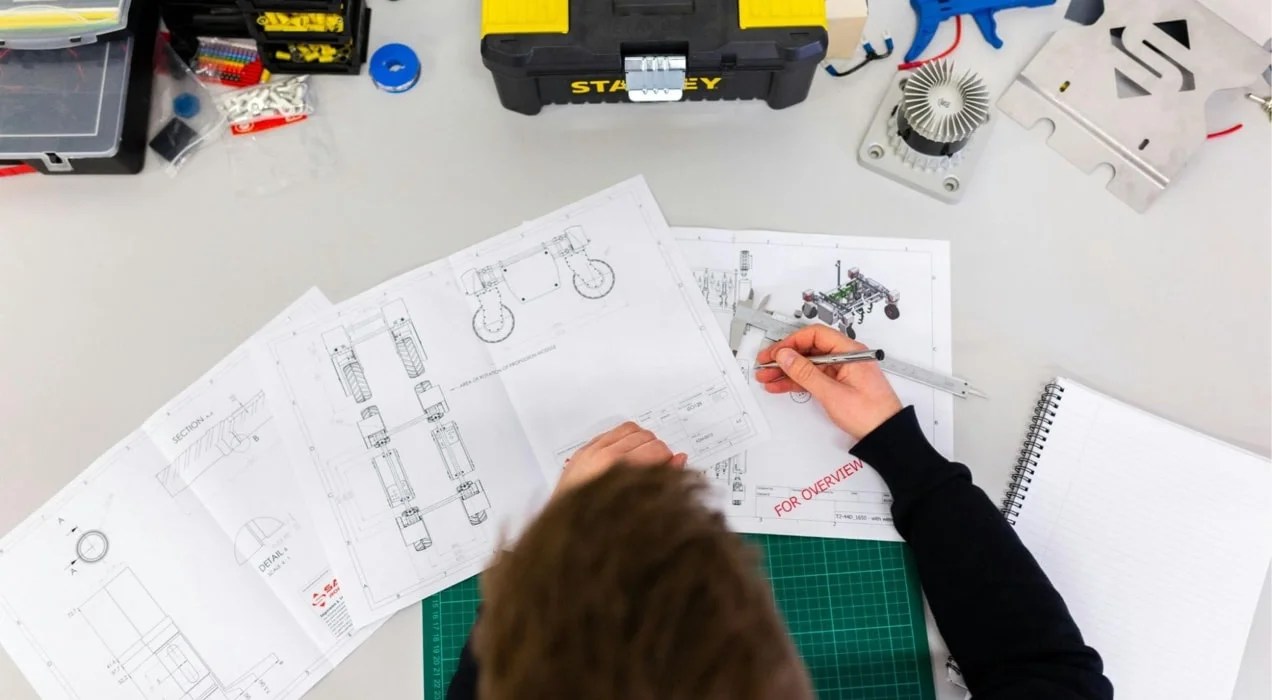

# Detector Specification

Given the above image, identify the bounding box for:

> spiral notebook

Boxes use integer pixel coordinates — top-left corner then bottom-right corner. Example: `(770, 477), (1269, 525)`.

(1003, 378), (1272, 700)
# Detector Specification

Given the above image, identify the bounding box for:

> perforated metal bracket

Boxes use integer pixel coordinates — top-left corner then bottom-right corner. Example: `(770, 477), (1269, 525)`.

(624, 55), (687, 102)
(997, 0), (1268, 212)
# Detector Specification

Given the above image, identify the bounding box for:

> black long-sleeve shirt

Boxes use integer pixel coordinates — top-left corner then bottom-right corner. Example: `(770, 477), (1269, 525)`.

(447, 407), (1113, 699)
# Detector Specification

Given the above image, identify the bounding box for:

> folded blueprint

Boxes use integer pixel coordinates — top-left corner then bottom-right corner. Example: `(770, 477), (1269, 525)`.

(0, 289), (384, 700)
(675, 228), (954, 542)
(259, 177), (770, 626)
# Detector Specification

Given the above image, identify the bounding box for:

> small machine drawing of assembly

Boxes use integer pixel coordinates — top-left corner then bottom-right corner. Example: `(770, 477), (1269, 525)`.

(460, 225), (616, 344)
(706, 454), (748, 506)
(799, 261), (900, 339)
(328, 299), (491, 552)
(357, 405), (491, 549)
(694, 250), (754, 312)
(323, 299), (428, 404)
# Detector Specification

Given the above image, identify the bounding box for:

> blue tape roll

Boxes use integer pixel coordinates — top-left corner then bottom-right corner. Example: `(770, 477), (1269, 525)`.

(369, 43), (421, 93)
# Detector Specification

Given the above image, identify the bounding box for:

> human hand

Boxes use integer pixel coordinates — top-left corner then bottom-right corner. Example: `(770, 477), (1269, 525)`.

(555, 422), (688, 498)
(754, 325), (903, 440)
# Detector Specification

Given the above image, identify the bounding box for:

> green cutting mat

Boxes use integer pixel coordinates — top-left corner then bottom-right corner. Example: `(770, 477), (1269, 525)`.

(422, 534), (934, 699)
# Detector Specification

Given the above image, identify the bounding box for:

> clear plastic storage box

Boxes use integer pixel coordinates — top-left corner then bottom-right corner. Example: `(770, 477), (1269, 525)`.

(0, 0), (132, 49)
(0, 35), (131, 170)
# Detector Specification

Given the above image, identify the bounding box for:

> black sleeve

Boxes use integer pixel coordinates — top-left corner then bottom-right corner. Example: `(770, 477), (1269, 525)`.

(446, 636), (479, 700)
(851, 407), (1112, 699)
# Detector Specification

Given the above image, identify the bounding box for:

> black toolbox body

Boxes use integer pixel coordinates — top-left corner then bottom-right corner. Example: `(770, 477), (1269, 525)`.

(481, 0), (827, 115)
(0, 0), (159, 174)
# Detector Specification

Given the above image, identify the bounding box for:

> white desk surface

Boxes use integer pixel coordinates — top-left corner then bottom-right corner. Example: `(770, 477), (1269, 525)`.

(1, 0), (1269, 698)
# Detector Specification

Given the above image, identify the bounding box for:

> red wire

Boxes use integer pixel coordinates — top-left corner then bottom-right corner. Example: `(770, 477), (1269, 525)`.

(898, 15), (962, 71)
(0, 163), (36, 178)
(1206, 123), (1243, 139)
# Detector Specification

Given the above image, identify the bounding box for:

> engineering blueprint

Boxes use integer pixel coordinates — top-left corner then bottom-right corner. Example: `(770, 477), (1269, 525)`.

(262, 178), (768, 625)
(675, 228), (954, 542)
(0, 290), (383, 700)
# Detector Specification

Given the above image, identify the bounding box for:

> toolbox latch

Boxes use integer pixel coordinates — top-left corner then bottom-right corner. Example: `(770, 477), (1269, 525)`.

(624, 55), (687, 103)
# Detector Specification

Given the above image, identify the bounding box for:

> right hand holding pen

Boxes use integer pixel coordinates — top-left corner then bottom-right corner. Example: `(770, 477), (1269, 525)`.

(754, 326), (903, 440)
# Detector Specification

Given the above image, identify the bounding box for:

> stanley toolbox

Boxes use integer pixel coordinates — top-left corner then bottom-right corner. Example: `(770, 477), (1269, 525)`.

(480, 0), (828, 115)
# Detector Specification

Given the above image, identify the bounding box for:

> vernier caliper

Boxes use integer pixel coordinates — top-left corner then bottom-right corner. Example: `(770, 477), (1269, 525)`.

(731, 293), (986, 400)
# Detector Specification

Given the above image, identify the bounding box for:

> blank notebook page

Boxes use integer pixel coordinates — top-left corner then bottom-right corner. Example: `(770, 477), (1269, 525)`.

(1012, 377), (1272, 700)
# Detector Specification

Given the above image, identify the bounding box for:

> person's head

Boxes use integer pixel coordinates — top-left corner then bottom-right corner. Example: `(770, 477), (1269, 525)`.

(474, 465), (812, 700)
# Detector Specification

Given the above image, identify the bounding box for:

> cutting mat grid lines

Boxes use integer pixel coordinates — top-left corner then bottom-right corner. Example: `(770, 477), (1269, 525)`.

(422, 535), (935, 699)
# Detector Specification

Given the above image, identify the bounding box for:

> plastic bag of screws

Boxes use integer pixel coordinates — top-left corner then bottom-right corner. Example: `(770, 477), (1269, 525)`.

(148, 37), (228, 176)
(217, 75), (315, 136)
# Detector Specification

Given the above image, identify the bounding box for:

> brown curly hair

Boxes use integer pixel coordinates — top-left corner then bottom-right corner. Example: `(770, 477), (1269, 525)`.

(474, 466), (812, 700)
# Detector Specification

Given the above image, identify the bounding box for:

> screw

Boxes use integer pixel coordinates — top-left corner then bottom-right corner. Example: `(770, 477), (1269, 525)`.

(1246, 93), (1272, 122)
(867, 144), (884, 159)
(942, 177), (960, 192)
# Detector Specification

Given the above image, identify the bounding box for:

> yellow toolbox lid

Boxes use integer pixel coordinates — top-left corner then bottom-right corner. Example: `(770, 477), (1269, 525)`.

(482, 0), (569, 36)
(738, 0), (826, 29)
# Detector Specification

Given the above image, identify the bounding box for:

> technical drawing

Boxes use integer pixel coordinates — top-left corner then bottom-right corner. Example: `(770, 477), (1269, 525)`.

(358, 407), (391, 450)
(357, 408), (486, 550)
(323, 328), (372, 403)
(155, 392), (270, 497)
(457, 481), (490, 525)
(78, 568), (280, 700)
(694, 250), (753, 312)
(383, 300), (426, 379)
(234, 517), (284, 565)
(75, 530), (109, 564)
(704, 454), (748, 507)
(326, 303), (488, 554)
(415, 382), (448, 423)
(324, 300), (432, 404)
(396, 508), (432, 552)
(372, 450), (414, 507)
(800, 261), (900, 339)
(461, 226), (616, 343)
(371, 449), (430, 551)
(432, 422), (473, 481)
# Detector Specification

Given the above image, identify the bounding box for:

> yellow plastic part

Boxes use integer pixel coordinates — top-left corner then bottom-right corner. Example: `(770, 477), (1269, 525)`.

(481, 0), (568, 37)
(0, 10), (117, 28)
(737, 0), (826, 29)
(257, 9), (343, 33)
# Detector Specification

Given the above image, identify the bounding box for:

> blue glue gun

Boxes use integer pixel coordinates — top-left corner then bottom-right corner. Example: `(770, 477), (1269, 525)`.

(905, 0), (1056, 62)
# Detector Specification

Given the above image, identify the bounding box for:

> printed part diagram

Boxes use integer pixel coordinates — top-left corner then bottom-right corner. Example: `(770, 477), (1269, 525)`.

(460, 226), (616, 343)
(704, 454), (748, 507)
(800, 261), (900, 339)
(323, 300), (428, 404)
(75, 530), (110, 564)
(432, 422), (473, 482)
(554, 380), (755, 470)
(415, 382), (448, 423)
(156, 393), (270, 497)
(694, 250), (753, 312)
(323, 299), (492, 555)
(78, 568), (280, 700)
(234, 517), (285, 565)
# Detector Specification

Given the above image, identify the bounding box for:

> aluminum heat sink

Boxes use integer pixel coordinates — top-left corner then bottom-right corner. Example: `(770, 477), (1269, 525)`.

(858, 60), (995, 203)
(898, 61), (990, 153)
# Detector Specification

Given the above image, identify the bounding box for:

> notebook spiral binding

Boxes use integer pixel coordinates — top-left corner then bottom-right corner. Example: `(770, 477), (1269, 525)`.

(1001, 382), (1066, 525)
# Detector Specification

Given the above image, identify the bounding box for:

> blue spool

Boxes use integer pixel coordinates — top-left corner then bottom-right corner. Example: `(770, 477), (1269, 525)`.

(369, 43), (420, 93)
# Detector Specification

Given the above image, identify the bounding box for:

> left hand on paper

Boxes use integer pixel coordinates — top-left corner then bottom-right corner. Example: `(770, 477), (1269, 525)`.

(555, 422), (688, 498)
